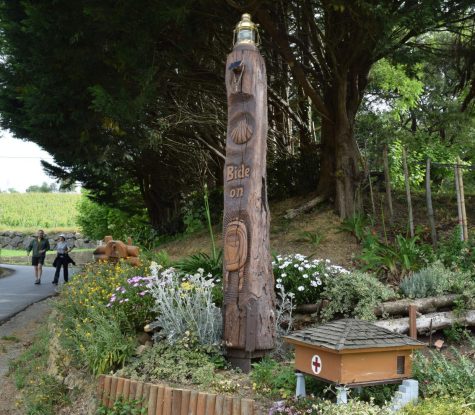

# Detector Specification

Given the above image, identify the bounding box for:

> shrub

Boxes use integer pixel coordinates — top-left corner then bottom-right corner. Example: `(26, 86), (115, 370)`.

(148, 266), (222, 346)
(96, 397), (147, 415)
(273, 254), (350, 305)
(320, 271), (395, 321)
(269, 396), (392, 415)
(399, 261), (451, 298)
(250, 358), (296, 399)
(117, 335), (218, 386)
(412, 344), (475, 399)
(436, 229), (475, 274)
(401, 397), (475, 415)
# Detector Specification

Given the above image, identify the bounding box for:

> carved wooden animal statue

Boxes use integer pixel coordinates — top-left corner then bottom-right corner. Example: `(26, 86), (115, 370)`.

(222, 14), (275, 371)
(93, 236), (140, 266)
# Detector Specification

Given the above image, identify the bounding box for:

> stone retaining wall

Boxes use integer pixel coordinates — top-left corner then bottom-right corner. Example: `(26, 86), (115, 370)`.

(0, 231), (97, 250)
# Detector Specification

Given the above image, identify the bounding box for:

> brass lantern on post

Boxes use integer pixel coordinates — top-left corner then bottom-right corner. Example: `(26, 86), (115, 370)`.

(233, 13), (259, 46)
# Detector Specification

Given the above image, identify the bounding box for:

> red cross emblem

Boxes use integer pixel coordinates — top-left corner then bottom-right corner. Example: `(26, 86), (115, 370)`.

(311, 354), (322, 375)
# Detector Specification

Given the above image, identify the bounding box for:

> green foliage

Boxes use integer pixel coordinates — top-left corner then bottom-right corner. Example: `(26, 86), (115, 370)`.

(96, 398), (147, 415)
(9, 327), (70, 414)
(297, 231), (325, 247)
(399, 261), (453, 298)
(269, 396), (392, 415)
(339, 214), (371, 242)
(26, 182), (58, 193)
(118, 336), (219, 386)
(401, 397), (475, 414)
(250, 358), (297, 399)
(436, 230), (475, 274)
(442, 322), (469, 343)
(0, 192), (80, 230)
(76, 195), (158, 247)
(358, 233), (427, 278)
(320, 271), (395, 321)
(412, 344), (475, 399)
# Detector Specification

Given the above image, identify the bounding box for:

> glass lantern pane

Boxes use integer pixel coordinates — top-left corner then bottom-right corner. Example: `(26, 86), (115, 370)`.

(238, 29), (254, 42)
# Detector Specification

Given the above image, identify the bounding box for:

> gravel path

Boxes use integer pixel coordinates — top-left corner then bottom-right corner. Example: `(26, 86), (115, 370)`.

(0, 299), (52, 414)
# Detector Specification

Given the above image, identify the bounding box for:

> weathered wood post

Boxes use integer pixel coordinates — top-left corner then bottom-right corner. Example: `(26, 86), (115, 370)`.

(222, 13), (275, 372)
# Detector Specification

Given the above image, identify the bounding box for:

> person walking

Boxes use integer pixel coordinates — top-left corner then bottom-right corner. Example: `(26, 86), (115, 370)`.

(52, 234), (71, 285)
(26, 229), (50, 285)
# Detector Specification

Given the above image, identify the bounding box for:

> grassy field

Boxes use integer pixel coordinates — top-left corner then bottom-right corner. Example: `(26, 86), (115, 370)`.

(0, 193), (81, 231)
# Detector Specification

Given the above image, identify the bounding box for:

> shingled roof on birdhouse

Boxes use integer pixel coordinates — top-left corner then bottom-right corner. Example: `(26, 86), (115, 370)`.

(285, 319), (425, 387)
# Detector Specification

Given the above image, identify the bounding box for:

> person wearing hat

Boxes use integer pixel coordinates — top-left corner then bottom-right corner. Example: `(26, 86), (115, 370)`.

(52, 234), (72, 285)
(26, 229), (50, 285)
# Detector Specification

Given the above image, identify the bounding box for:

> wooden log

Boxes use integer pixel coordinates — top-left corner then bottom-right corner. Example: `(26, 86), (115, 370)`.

(109, 376), (118, 404)
(206, 394), (216, 415)
(284, 195), (326, 220)
(188, 390), (198, 415)
(156, 386), (165, 415)
(374, 310), (475, 334)
(224, 397), (233, 415)
(141, 383), (151, 409)
(232, 397), (241, 415)
(135, 381), (144, 406)
(103, 375), (112, 407)
(97, 374), (105, 403)
(129, 380), (138, 402)
(163, 387), (173, 415)
(374, 294), (459, 317)
(172, 389), (182, 415)
(180, 389), (191, 415)
(241, 399), (254, 415)
(425, 158), (437, 246)
(122, 378), (131, 400)
(148, 385), (159, 415)
(196, 392), (207, 415)
(215, 395), (224, 415)
(116, 377), (125, 399)
(402, 146), (414, 237)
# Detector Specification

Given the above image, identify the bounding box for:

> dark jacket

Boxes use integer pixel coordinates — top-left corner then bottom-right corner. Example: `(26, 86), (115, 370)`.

(27, 237), (50, 257)
(53, 253), (76, 267)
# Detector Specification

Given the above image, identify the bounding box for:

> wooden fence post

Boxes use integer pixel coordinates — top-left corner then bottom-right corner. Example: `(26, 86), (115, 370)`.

(383, 144), (394, 224)
(425, 158), (437, 246)
(402, 146), (414, 237)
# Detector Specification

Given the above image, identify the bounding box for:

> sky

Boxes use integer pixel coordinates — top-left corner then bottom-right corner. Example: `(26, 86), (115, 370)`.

(0, 129), (57, 192)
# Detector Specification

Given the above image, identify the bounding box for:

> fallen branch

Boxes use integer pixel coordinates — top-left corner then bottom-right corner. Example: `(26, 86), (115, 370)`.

(374, 294), (459, 317)
(374, 310), (475, 334)
(284, 195), (326, 220)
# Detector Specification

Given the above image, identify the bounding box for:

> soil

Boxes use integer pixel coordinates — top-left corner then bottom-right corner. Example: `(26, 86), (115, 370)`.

(0, 299), (53, 415)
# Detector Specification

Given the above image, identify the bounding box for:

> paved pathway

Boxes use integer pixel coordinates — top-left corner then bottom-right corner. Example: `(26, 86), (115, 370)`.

(0, 264), (75, 323)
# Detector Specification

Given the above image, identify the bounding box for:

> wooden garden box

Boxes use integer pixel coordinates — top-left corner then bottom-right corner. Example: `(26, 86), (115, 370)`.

(284, 319), (425, 387)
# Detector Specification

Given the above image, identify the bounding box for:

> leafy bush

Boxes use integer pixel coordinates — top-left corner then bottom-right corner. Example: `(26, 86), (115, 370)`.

(412, 344), (475, 399)
(436, 230), (475, 274)
(148, 266), (222, 346)
(96, 397), (147, 415)
(339, 213), (371, 242)
(401, 397), (475, 415)
(269, 396), (392, 415)
(320, 271), (395, 321)
(399, 261), (452, 298)
(118, 335), (218, 386)
(250, 358), (297, 399)
(273, 254), (350, 305)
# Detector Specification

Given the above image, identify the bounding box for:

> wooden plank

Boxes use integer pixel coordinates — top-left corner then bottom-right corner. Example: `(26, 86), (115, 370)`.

(172, 389), (182, 415)
(214, 395), (224, 415)
(223, 397), (233, 415)
(205, 394), (216, 415)
(196, 392), (207, 415)
(180, 389), (191, 415)
(240, 399), (254, 415)
(148, 385), (159, 415)
(109, 376), (118, 404)
(129, 380), (138, 402)
(163, 387), (173, 415)
(116, 377), (125, 399)
(96, 374), (105, 402)
(135, 381), (144, 407)
(156, 385), (165, 415)
(142, 383), (151, 410)
(102, 375), (112, 407)
(188, 390), (198, 415)
(122, 378), (131, 400)
(232, 397), (241, 415)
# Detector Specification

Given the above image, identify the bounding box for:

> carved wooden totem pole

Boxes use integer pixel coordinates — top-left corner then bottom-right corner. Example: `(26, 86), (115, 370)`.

(223, 14), (275, 371)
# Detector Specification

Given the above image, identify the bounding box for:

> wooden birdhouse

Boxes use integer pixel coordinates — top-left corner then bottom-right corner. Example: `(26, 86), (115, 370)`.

(284, 319), (425, 387)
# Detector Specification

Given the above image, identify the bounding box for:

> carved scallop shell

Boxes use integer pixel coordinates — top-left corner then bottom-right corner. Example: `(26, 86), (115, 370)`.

(231, 116), (253, 144)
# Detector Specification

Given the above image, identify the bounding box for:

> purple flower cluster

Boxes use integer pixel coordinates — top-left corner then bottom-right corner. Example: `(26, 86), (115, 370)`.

(106, 276), (153, 307)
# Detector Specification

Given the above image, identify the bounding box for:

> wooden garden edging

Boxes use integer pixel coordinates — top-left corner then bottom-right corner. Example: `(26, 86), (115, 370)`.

(97, 375), (256, 415)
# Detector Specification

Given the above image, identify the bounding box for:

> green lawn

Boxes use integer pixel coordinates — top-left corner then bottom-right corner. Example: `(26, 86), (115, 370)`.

(0, 248), (94, 257)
